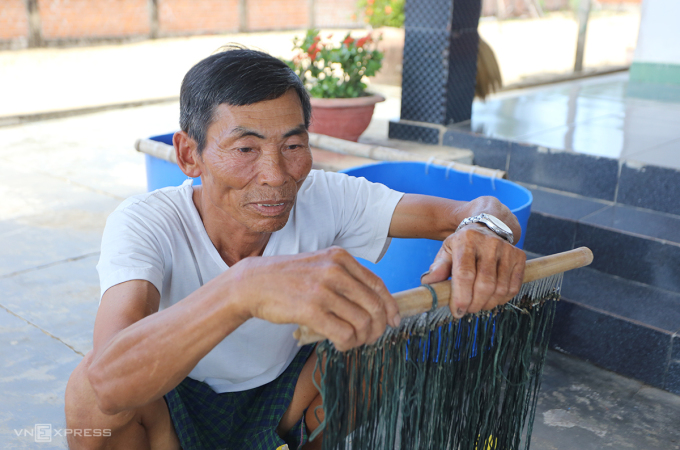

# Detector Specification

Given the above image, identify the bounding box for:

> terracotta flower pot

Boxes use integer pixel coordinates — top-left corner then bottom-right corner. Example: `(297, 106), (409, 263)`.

(308, 94), (386, 142)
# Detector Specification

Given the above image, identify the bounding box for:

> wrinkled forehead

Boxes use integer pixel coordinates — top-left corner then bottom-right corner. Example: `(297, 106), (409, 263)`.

(207, 91), (307, 141)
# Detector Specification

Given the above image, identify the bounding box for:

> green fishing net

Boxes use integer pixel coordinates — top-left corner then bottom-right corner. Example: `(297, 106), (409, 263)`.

(311, 273), (562, 450)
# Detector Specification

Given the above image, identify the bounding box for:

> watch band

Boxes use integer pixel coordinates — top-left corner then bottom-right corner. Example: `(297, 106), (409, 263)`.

(456, 213), (514, 244)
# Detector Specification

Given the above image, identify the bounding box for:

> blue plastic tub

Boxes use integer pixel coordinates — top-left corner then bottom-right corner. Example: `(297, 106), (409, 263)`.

(142, 137), (532, 294)
(341, 162), (532, 293)
(145, 133), (201, 191)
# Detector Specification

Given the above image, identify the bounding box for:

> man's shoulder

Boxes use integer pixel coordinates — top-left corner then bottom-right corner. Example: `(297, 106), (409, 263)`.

(298, 169), (355, 197)
(115, 181), (193, 213)
(108, 181), (195, 230)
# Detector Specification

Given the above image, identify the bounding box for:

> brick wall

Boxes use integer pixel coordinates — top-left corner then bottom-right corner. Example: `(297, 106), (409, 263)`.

(247, 0), (308, 31)
(0, 0), (645, 48)
(315, 0), (361, 27)
(0, 0), (29, 39)
(38, 0), (150, 39)
(159, 0), (240, 34)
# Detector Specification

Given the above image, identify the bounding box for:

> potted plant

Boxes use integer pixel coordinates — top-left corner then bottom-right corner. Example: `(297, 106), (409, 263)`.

(284, 29), (385, 142)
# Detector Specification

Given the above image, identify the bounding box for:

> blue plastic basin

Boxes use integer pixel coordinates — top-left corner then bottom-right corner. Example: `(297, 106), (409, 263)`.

(341, 162), (532, 293)
(145, 133), (201, 191)
(142, 136), (532, 294)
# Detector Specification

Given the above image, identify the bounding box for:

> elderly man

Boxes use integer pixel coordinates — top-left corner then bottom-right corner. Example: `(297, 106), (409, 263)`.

(65, 48), (525, 450)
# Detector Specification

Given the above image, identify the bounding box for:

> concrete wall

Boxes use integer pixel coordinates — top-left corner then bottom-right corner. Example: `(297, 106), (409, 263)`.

(0, 0), (363, 48)
(630, 0), (680, 85)
(633, 0), (680, 65)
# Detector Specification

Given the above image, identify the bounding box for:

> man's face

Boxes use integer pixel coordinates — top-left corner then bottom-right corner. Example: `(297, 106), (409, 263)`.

(196, 90), (312, 234)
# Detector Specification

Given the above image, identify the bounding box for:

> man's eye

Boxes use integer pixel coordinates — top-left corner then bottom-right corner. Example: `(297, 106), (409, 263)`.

(237, 147), (252, 153)
(287, 144), (301, 150)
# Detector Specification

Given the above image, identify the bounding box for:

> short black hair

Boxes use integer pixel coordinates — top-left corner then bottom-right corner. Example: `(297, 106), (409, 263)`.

(179, 46), (311, 154)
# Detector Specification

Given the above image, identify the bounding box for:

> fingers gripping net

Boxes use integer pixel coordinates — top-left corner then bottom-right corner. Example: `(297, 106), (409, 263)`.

(311, 273), (563, 450)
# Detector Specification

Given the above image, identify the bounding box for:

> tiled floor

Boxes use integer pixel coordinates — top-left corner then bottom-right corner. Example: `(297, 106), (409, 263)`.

(455, 72), (680, 169)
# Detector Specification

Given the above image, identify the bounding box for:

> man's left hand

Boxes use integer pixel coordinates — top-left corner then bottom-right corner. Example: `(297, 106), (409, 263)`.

(420, 224), (526, 318)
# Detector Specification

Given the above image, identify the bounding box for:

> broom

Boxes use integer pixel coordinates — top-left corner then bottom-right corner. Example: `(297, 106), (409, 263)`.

(476, 37), (503, 100)
(295, 247), (593, 450)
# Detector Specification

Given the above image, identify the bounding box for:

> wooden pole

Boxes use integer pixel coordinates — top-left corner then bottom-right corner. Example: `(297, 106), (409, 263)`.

(26, 0), (43, 48)
(148, 0), (159, 39)
(136, 136), (507, 180)
(574, 0), (592, 72)
(238, 0), (248, 32)
(308, 0), (316, 29)
(307, 133), (507, 179)
(294, 247), (594, 345)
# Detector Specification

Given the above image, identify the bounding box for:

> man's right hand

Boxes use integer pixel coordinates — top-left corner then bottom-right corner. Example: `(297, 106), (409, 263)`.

(230, 246), (400, 352)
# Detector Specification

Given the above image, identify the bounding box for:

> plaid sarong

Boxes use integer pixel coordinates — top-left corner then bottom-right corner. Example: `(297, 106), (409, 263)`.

(165, 344), (315, 450)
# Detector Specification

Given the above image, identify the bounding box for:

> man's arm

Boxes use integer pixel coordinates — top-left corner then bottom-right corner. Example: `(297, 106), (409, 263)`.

(388, 193), (526, 318)
(88, 277), (251, 415)
(88, 248), (400, 415)
(388, 193), (521, 241)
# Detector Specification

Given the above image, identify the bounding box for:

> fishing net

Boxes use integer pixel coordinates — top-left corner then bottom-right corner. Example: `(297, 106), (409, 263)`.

(311, 273), (562, 450)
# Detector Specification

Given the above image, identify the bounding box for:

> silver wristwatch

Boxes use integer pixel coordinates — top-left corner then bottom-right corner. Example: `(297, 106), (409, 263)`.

(456, 213), (514, 244)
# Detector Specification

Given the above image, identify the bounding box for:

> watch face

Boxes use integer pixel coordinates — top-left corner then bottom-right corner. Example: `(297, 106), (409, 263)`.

(485, 214), (512, 234)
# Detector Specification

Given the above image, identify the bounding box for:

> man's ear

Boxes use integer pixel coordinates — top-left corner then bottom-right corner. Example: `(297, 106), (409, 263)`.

(174, 131), (202, 178)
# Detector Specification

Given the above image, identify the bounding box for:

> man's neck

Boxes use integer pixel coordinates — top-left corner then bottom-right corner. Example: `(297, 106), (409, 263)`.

(192, 186), (271, 267)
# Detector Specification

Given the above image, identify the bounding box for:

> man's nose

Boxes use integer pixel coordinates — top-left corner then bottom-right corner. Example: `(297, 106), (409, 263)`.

(256, 151), (288, 187)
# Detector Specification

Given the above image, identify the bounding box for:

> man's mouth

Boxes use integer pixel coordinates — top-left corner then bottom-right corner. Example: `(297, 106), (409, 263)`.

(250, 201), (291, 216)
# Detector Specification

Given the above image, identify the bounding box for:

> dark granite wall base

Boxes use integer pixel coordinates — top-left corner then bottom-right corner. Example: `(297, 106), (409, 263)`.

(507, 145), (619, 201)
(524, 194), (680, 395)
(387, 123), (680, 216)
(444, 128), (622, 200)
(442, 129), (510, 171)
(672, 334), (680, 361)
(551, 299), (674, 391)
(524, 189), (680, 294)
(575, 224), (680, 293)
(618, 163), (680, 216)
(561, 268), (680, 334)
(524, 213), (576, 255)
(670, 336), (680, 394)
(667, 362), (680, 395)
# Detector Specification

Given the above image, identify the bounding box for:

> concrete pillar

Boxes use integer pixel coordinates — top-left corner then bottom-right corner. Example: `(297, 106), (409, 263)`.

(388, 0), (482, 143)
(628, 0), (680, 100)
(308, 0), (316, 28)
(26, 0), (43, 47)
(148, 0), (159, 39)
(238, 0), (248, 32)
